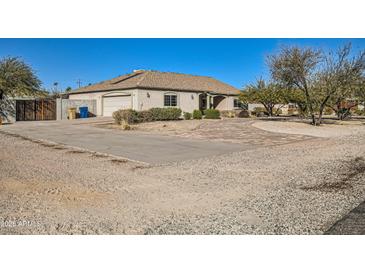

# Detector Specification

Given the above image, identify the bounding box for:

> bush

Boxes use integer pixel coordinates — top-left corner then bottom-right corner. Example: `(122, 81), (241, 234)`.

(235, 109), (250, 118)
(137, 110), (154, 123)
(220, 110), (235, 118)
(113, 109), (139, 125)
(114, 108), (183, 125)
(183, 112), (192, 120)
(251, 107), (268, 117)
(149, 107), (182, 121)
(204, 109), (220, 119)
(192, 109), (203, 119)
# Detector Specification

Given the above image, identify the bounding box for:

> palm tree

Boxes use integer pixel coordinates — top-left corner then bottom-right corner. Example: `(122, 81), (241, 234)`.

(0, 57), (42, 99)
(0, 57), (42, 123)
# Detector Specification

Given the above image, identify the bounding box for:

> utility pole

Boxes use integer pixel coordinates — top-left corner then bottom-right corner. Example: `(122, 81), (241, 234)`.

(53, 82), (59, 93)
(76, 79), (82, 88)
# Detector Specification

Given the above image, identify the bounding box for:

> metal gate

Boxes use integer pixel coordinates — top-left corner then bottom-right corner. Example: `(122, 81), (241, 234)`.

(16, 99), (56, 121)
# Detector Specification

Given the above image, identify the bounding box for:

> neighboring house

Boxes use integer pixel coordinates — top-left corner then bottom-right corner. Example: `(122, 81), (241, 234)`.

(67, 70), (241, 116)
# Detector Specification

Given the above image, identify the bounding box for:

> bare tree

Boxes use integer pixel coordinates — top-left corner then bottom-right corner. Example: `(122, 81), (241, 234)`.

(268, 46), (322, 125)
(315, 44), (365, 123)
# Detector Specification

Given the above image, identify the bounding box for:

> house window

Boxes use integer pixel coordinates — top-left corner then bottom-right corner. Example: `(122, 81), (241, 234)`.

(164, 94), (177, 107)
(234, 99), (246, 109)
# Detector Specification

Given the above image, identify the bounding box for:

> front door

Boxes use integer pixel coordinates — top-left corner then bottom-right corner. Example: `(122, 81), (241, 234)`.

(199, 93), (207, 110)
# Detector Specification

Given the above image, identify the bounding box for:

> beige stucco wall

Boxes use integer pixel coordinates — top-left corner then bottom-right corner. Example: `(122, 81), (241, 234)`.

(136, 89), (200, 113)
(214, 96), (235, 111)
(69, 89), (238, 116)
(248, 103), (291, 114)
(68, 89), (138, 116)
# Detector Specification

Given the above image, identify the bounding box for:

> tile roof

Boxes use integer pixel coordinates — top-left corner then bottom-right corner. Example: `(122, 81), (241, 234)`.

(69, 70), (240, 95)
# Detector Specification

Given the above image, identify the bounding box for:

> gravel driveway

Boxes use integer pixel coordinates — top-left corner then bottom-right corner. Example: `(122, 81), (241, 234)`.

(1, 120), (365, 234)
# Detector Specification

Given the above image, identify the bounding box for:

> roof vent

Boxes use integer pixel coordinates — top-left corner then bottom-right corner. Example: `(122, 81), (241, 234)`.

(133, 69), (145, 73)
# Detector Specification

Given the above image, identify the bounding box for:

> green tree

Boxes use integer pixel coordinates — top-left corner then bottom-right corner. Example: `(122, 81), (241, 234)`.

(355, 77), (365, 108)
(315, 44), (365, 123)
(65, 86), (72, 92)
(0, 57), (42, 99)
(282, 88), (308, 116)
(240, 78), (285, 116)
(268, 46), (321, 125)
(268, 44), (365, 125)
(0, 57), (43, 122)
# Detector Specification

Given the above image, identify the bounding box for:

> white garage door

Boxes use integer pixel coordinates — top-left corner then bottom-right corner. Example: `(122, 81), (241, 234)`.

(103, 95), (131, 116)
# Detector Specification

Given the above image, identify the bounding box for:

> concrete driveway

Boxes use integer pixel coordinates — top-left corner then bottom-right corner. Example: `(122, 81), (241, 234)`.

(0, 118), (246, 164)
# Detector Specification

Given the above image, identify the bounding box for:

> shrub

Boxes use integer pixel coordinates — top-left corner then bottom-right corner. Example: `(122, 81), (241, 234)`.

(235, 109), (250, 118)
(149, 107), (182, 121)
(137, 110), (154, 123)
(114, 108), (183, 125)
(204, 109), (220, 119)
(192, 109), (203, 119)
(251, 107), (268, 117)
(220, 110), (235, 118)
(113, 109), (139, 125)
(122, 123), (131, 130)
(183, 112), (192, 120)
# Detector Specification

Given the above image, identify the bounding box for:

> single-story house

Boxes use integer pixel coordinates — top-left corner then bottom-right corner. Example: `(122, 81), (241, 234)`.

(67, 70), (242, 116)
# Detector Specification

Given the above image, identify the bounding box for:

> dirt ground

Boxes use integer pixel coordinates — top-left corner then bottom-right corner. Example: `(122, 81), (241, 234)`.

(1, 119), (365, 234)
(100, 118), (313, 145)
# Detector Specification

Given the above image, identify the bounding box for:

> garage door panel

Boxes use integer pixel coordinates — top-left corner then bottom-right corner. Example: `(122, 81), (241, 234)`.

(103, 96), (131, 116)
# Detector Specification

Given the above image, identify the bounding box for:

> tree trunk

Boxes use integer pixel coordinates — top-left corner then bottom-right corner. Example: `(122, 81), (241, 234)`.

(268, 106), (273, 117)
(303, 89), (316, 125)
(262, 103), (273, 117)
(317, 103), (328, 126)
(317, 107), (324, 125)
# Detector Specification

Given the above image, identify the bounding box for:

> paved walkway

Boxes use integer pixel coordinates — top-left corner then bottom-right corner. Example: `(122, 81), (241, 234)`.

(0, 118), (245, 164)
(325, 201), (365, 234)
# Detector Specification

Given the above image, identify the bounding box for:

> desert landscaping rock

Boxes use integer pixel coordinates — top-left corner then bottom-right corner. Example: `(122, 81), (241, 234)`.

(1, 120), (365, 234)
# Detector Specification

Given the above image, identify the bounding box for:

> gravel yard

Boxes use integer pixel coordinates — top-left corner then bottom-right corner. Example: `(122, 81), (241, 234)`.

(1, 121), (365, 234)
(253, 120), (365, 138)
(100, 118), (313, 145)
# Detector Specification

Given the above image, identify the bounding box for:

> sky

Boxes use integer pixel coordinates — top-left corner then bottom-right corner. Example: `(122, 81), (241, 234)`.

(0, 38), (364, 91)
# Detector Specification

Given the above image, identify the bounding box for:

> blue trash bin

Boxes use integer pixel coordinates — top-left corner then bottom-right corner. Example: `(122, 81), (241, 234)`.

(79, 107), (88, 118)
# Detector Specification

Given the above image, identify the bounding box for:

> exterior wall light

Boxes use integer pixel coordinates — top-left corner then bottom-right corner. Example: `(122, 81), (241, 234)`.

(191, 94), (194, 100)
(147, 92), (150, 98)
